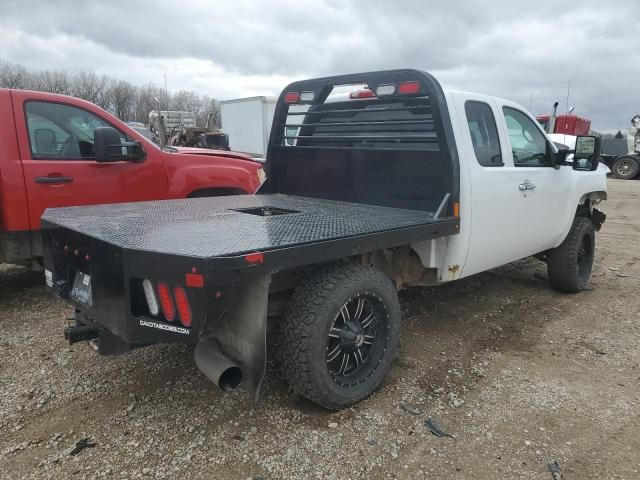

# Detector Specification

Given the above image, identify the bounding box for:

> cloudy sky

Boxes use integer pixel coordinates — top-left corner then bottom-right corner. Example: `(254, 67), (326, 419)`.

(0, 0), (636, 130)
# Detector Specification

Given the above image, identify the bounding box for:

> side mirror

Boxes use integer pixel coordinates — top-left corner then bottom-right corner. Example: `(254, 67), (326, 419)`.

(553, 147), (572, 169)
(573, 135), (600, 171)
(94, 127), (146, 163)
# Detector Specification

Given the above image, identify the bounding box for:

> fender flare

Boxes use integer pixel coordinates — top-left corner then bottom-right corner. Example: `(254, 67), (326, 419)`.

(579, 191), (607, 206)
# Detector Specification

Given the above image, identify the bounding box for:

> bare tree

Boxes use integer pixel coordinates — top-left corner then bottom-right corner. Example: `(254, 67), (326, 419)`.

(0, 61), (223, 126)
(171, 90), (201, 112)
(0, 61), (30, 89)
(204, 98), (222, 129)
(33, 70), (73, 95)
(72, 72), (111, 106)
(135, 83), (170, 123)
(110, 80), (137, 121)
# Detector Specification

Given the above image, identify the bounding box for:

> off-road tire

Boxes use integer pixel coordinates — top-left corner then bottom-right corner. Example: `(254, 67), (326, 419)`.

(547, 217), (595, 293)
(278, 263), (400, 410)
(611, 156), (639, 180)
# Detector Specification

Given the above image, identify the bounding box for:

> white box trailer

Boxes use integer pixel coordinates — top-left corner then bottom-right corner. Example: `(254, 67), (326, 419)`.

(220, 96), (277, 159)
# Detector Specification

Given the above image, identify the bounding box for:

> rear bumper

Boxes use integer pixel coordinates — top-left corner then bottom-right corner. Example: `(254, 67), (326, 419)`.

(42, 221), (239, 354)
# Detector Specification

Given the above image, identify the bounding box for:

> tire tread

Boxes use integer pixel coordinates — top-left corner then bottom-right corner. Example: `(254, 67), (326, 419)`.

(278, 263), (399, 409)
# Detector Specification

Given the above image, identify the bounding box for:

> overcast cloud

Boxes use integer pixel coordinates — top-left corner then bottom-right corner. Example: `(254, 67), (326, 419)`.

(0, 0), (636, 130)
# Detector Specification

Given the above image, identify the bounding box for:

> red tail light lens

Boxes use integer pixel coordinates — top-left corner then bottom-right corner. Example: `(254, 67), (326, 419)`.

(398, 81), (420, 94)
(157, 283), (176, 322)
(173, 286), (192, 327)
(284, 92), (300, 103)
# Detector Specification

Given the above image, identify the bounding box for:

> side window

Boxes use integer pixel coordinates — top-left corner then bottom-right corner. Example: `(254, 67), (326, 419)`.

(25, 101), (120, 160)
(464, 101), (502, 167)
(502, 107), (551, 167)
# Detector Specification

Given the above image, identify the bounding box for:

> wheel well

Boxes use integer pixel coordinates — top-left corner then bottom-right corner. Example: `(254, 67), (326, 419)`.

(187, 187), (246, 198)
(576, 196), (606, 231)
(578, 191), (607, 206)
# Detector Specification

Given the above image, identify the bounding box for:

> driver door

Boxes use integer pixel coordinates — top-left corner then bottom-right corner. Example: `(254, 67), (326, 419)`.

(12, 91), (168, 230)
(497, 103), (572, 256)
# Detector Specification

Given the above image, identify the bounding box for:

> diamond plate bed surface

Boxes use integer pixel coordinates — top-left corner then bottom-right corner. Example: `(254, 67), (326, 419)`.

(42, 194), (438, 258)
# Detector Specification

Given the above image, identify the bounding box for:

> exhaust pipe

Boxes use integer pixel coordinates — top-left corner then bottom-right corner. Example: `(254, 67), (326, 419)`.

(64, 324), (99, 345)
(194, 341), (243, 392)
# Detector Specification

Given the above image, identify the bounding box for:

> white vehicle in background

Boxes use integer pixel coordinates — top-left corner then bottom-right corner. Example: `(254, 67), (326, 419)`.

(220, 96), (276, 159)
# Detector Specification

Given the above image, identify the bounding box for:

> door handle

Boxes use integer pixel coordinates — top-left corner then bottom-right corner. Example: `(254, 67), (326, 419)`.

(34, 176), (74, 184)
(519, 182), (536, 191)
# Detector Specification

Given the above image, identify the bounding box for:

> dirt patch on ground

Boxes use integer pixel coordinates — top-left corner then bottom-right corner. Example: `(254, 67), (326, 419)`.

(1, 179), (639, 479)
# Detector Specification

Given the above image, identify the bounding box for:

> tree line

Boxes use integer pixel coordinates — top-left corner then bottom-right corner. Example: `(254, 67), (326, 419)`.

(0, 61), (221, 128)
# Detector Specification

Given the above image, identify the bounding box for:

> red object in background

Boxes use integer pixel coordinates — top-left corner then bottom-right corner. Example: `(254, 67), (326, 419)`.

(0, 88), (263, 265)
(536, 114), (591, 136)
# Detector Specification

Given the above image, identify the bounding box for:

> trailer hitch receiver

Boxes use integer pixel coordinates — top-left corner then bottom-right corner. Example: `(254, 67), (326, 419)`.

(64, 324), (99, 345)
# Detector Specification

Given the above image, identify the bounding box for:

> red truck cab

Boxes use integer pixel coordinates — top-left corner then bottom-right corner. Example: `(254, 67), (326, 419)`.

(536, 113), (591, 136)
(0, 89), (263, 266)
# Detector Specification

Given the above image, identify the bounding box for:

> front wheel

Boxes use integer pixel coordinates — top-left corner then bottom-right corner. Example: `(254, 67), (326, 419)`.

(611, 156), (639, 180)
(547, 217), (595, 293)
(278, 263), (400, 410)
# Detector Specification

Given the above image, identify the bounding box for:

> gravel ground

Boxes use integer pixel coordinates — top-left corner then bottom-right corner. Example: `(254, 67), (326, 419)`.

(1, 179), (639, 480)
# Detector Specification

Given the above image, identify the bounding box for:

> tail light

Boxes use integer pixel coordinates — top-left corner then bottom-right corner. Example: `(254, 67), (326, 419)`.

(398, 81), (420, 95)
(284, 92), (299, 103)
(142, 279), (159, 316)
(173, 286), (192, 327)
(157, 283), (176, 322)
(349, 89), (376, 99)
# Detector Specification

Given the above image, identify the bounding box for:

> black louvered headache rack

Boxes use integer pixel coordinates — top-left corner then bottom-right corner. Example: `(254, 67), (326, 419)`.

(278, 96), (438, 151)
(262, 69), (460, 215)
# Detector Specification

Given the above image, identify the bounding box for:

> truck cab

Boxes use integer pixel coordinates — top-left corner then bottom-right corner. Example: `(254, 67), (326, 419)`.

(0, 89), (263, 266)
(445, 91), (606, 278)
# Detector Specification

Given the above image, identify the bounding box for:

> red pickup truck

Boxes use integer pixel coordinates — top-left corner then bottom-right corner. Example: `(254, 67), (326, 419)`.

(0, 89), (263, 267)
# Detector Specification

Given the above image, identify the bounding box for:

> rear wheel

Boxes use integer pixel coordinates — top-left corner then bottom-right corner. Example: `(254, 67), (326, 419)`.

(547, 217), (595, 293)
(611, 156), (639, 180)
(278, 263), (400, 410)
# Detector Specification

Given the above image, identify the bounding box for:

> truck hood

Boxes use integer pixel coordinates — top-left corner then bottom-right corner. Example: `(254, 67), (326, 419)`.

(169, 146), (264, 164)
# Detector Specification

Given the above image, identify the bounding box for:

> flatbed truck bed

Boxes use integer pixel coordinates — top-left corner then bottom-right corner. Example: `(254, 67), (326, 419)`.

(42, 194), (457, 263)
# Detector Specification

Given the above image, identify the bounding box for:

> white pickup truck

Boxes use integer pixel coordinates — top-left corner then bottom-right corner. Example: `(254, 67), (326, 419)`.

(44, 69), (607, 410)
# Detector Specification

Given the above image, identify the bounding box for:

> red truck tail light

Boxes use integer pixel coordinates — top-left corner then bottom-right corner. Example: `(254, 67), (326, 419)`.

(284, 92), (300, 103)
(398, 81), (420, 95)
(173, 286), (192, 327)
(157, 283), (176, 322)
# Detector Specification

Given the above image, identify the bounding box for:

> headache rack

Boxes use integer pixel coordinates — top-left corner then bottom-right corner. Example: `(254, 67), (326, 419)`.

(262, 69), (460, 215)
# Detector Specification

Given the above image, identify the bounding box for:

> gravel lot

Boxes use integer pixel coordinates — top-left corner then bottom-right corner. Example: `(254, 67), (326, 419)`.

(1, 179), (639, 480)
